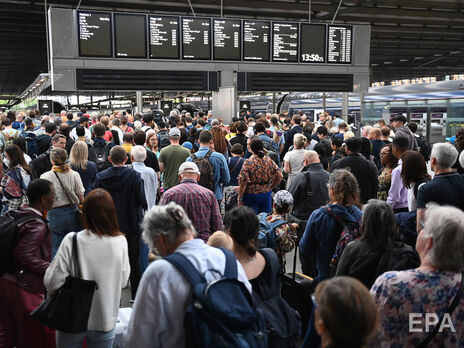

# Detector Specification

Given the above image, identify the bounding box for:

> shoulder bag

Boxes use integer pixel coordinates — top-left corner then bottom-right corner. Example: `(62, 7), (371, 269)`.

(30, 233), (98, 333)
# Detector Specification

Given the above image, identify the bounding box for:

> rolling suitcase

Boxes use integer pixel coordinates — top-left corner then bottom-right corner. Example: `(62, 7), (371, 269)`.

(281, 244), (314, 337)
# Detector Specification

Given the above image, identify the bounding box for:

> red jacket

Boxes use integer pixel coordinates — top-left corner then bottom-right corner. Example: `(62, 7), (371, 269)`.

(11, 207), (51, 294)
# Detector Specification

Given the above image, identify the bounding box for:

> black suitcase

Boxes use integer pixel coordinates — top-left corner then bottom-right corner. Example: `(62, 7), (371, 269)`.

(281, 244), (315, 338)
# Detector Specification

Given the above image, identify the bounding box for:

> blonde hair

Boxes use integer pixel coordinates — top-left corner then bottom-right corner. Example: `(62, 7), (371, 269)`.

(293, 133), (308, 149)
(50, 147), (71, 171)
(69, 141), (88, 170)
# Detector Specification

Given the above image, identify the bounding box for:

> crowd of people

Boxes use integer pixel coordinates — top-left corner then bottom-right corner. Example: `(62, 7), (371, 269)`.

(0, 107), (463, 348)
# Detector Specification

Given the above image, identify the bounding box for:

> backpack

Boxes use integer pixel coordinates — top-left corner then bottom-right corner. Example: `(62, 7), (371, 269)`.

(111, 130), (120, 145)
(261, 137), (280, 165)
(190, 150), (215, 191)
(23, 132), (40, 158)
(417, 135), (431, 162)
(30, 151), (52, 180)
(0, 212), (35, 277)
(256, 213), (287, 251)
(164, 248), (268, 348)
(158, 130), (170, 150)
(255, 248), (301, 347)
(1, 129), (20, 149)
(375, 242), (420, 276)
(323, 205), (361, 275)
(91, 141), (111, 172)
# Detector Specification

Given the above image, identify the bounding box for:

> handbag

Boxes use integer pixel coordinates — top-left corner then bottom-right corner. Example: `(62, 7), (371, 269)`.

(30, 233), (98, 333)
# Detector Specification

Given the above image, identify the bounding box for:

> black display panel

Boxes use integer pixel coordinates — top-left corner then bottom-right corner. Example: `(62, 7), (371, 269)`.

(327, 25), (352, 64)
(77, 11), (112, 57)
(272, 22), (298, 62)
(182, 17), (211, 60)
(149, 16), (179, 59)
(300, 24), (326, 63)
(213, 19), (241, 61)
(242, 20), (270, 61)
(114, 13), (147, 58)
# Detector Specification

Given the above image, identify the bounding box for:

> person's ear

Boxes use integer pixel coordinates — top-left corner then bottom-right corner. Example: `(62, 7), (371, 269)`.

(123, 157), (128, 164)
(108, 156), (113, 164)
(314, 316), (327, 336)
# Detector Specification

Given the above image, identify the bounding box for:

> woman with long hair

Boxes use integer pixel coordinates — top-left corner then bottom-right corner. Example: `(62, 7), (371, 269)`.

(237, 137), (283, 214)
(40, 147), (85, 256)
(45, 188), (130, 348)
(0, 144), (31, 213)
(69, 141), (97, 196)
(211, 125), (230, 158)
(377, 143), (397, 201)
(145, 131), (159, 155)
(400, 150), (429, 211)
(336, 199), (419, 288)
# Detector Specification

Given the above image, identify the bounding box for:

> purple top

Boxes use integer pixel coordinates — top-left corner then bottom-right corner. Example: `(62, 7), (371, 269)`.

(387, 159), (408, 209)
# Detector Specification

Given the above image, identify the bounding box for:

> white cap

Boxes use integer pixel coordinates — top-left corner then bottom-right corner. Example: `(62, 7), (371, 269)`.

(178, 162), (200, 175)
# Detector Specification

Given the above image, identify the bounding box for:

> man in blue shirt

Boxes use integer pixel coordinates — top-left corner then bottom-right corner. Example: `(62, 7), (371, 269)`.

(187, 130), (230, 201)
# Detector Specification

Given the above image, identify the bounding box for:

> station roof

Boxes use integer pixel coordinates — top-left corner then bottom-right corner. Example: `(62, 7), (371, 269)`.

(1, 0), (463, 98)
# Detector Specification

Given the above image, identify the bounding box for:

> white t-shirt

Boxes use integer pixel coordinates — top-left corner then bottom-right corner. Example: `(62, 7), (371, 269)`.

(283, 148), (307, 188)
(40, 170), (85, 208)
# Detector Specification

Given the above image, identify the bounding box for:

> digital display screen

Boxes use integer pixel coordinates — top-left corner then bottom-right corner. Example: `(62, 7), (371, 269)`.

(272, 22), (298, 62)
(182, 17), (211, 60)
(213, 19), (241, 61)
(114, 13), (147, 58)
(78, 11), (112, 57)
(300, 24), (326, 63)
(149, 15), (179, 59)
(243, 20), (270, 61)
(327, 25), (352, 64)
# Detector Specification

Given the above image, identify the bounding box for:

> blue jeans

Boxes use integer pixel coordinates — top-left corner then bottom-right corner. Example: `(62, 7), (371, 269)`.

(48, 205), (82, 257)
(56, 329), (115, 348)
(242, 191), (272, 215)
(140, 240), (149, 272)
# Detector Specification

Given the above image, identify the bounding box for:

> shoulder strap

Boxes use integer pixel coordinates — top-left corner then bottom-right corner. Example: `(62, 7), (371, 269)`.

(230, 157), (244, 174)
(204, 150), (214, 160)
(221, 247), (238, 279)
(323, 205), (344, 225)
(72, 232), (82, 278)
(164, 252), (204, 287)
(417, 272), (464, 348)
(53, 171), (76, 205)
(190, 153), (198, 161)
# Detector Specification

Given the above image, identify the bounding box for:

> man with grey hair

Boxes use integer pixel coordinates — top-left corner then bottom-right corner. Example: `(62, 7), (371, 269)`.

(160, 162), (222, 241)
(131, 145), (157, 210)
(416, 142), (464, 232)
(125, 203), (251, 347)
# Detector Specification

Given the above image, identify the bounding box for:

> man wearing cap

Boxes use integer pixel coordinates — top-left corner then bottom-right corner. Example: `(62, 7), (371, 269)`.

(70, 115), (92, 142)
(160, 162), (222, 242)
(158, 127), (191, 190)
(390, 114), (418, 151)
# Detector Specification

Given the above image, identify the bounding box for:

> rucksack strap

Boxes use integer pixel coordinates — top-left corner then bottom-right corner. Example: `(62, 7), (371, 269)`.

(221, 247), (238, 279)
(204, 150), (214, 160)
(164, 252), (204, 287)
(323, 205), (344, 225)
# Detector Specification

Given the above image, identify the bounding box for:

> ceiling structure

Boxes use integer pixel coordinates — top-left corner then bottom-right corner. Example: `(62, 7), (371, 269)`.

(1, 0), (463, 98)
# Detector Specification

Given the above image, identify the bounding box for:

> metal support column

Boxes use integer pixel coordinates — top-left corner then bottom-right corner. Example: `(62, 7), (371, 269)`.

(136, 91), (143, 114)
(322, 92), (327, 112)
(342, 92), (349, 122)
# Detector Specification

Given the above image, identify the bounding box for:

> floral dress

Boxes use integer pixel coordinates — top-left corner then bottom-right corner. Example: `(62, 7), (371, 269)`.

(377, 167), (393, 201)
(265, 213), (296, 269)
(370, 269), (464, 347)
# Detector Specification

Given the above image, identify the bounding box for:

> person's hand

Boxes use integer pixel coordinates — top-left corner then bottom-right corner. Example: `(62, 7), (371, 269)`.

(237, 198), (244, 206)
(290, 223), (299, 232)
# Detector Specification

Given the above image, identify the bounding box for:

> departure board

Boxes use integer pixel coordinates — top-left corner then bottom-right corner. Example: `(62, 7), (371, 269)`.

(149, 16), (179, 59)
(243, 20), (270, 61)
(272, 22), (298, 62)
(213, 19), (241, 61)
(77, 11), (112, 57)
(182, 17), (211, 60)
(327, 25), (352, 64)
(300, 24), (326, 63)
(114, 14), (147, 58)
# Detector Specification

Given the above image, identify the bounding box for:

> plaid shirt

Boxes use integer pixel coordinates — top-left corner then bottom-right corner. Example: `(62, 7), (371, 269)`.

(160, 179), (223, 241)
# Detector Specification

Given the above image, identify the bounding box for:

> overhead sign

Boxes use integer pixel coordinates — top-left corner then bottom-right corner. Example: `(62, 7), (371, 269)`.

(76, 10), (353, 64)
(240, 101), (251, 111)
(161, 100), (173, 115)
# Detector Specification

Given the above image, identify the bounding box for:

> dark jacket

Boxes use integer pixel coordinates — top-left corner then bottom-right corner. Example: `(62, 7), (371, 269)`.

(299, 203), (362, 284)
(96, 166), (147, 235)
(283, 125), (302, 156)
(71, 160), (97, 196)
(288, 163), (330, 220)
(9, 207), (51, 294)
(370, 139), (385, 170)
(331, 154), (379, 204)
(395, 125), (418, 151)
(36, 134), (52, 155)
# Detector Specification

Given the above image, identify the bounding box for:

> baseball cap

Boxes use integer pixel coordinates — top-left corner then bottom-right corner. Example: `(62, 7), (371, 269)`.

(446, 136), (456, 145)
(178, 162), (200, 175)
(273, 190), (294, 207)
(182, 141), (193, 150)
(169, 127), (181, 137)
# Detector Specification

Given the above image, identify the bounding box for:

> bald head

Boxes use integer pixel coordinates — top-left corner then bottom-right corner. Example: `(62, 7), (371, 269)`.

(303, 150), (320, 165)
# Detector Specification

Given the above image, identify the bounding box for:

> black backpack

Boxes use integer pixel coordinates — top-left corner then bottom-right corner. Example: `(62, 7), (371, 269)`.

(190, 150), (215, 191)
(261, 137), (280, 165)
(417, 135), (431, 162)
(22, 131), (40, 158)
(91, 141), (111, 172)
(30, 151), (52, 179)
(254, 249), (301, 347)
(0, 212), (35, 277)
(375, 242), (420, 276)
(158, 131), (170, 150)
